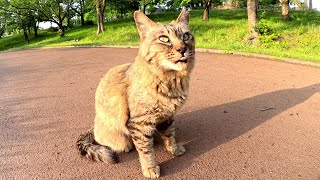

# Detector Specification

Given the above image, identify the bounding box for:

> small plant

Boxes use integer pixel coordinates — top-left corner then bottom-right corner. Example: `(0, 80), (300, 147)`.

(257, 11), (269, 31)
(252, 10), (282, 45)
(223, 50), (233, 54)
(254, 18), (281, 46)
(254, 20), (273, 36)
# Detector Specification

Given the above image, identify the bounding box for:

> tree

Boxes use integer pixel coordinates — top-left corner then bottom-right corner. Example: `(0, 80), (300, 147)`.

(10, 8), (33, 43)
(168, 0), (198, 10)
(0, 24), (5, 38)
(72, 0), (87, 26)
(139, 0), (162, 14)
(247, 0), (259, 45)
(12, 0), (40, 37)
(108, 0), (139, 18)
(10, 0), (74, 38)
(178, 0), (221, 22)
(279, 0), (290, 20)
(177, 0), (214, 22)
(1, 0), (39, 41)
(202, 0), (211, 21)
(96, 0), (106, 34)
(308, 0), (312, 9)
(259, 0), (279, 8)
(0, 0), (9, 38)
(41, 0), (74, 37)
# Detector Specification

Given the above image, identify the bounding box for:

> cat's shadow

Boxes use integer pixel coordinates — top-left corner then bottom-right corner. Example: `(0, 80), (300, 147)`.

(160, 83), (320, 175)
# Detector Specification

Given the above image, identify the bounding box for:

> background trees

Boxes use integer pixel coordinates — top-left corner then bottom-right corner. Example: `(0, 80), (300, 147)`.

(0, 0), (9, 38)
(9, 0), (74, 38)
(40, 0), (74, 37)
(0, 0), (308, 45)
(140, 0), (163, 14)
(72, 0), (88, 26)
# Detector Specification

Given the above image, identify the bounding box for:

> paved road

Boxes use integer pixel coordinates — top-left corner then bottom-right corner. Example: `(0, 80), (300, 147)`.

(1, 48), (320, 179)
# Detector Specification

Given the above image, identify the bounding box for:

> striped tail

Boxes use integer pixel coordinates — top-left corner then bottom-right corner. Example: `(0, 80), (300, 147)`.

(76, 128), (118, 164)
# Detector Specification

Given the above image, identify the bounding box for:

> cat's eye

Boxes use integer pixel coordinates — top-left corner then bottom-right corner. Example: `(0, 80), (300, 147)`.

(159, 36), (169, 43)
(183, 33), (190, 41)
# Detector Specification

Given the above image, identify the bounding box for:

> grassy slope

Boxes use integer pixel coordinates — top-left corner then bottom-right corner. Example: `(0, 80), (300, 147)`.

(1, 9), (320, 62)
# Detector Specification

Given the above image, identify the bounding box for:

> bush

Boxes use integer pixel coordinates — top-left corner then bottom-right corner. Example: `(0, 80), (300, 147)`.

(85, 20), (94, 25)
(253, 11), (281, 45)
(254, 21), (273, 35)
(48, 27), (59, 32)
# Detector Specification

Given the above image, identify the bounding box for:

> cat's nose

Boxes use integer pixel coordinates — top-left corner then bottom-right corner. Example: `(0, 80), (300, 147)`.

(177, 46), (186, 54)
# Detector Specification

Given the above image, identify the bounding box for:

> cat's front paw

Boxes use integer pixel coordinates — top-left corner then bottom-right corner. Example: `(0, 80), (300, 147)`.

(173, 144), (186, 157)
(142, 165), (160, 179)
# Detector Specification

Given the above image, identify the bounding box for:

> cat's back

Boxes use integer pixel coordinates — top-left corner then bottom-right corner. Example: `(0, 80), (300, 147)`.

(95, 63), (131, 115)
(94, 63), (133, 149)
(99, 63), (132, 87)
(97, 63), (131, 94)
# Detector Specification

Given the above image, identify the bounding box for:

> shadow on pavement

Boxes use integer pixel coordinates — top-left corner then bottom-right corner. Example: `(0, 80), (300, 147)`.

(161, 83), (320, 175)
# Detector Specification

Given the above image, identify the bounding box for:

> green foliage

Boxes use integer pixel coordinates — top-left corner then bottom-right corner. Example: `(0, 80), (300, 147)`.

(105, 0), (140, 19)
(0, 9), (320, 63)
(254, 11), (280, 46)
(254, 21), (273, 35)
(84, 11), (96, 23)
(231, 0), (278, 8)
(259, 0), (278, 7)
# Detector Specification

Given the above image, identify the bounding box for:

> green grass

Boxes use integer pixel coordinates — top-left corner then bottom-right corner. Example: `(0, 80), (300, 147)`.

(1, 9), (320, 62)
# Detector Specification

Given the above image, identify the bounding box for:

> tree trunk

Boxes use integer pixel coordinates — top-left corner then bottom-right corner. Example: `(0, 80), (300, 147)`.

(0, 30), (4, 38)
(80, 0), (85, 25)
(0, 25), (5, 38)
(143, 4), (148, 14)
(33, 22), (38, 37)
(80, 14), (85, 26)
(202, 0), (211, 22)
(67, 17), (73, 28)
(58, 24), (65, 38)
(247, 0), (259, 45)
(309, 0), (312, 9)
(28, 27), (31, 35)
(189, 3), (194, 10)
(23, 27), (29, 44)
(96, 11), (104, 34)
(280, 0), (290, 20)
(203, 7), (209, 21)
(96, 0), (106, 34)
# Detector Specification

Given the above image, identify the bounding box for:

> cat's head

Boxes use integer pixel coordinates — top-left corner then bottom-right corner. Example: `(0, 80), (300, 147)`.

(134, 10), (195, 73)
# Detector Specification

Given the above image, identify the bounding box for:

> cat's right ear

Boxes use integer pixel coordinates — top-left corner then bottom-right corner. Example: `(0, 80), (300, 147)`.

(134, 11), (155, 42)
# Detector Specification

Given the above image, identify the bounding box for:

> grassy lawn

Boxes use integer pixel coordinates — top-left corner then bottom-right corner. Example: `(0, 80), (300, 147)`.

(1, 9), (320, 62)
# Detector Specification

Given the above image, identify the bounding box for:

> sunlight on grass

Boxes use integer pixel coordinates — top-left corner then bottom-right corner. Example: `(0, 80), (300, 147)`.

(1, 9), (319, 62)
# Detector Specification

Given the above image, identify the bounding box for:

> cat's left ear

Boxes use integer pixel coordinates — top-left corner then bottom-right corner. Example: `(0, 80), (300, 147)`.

(176, 9), (190, 26)
(134, 11), (156, 42)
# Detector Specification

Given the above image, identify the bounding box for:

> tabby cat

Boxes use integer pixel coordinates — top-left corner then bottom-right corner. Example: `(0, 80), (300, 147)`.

(76, 9), (195, 178)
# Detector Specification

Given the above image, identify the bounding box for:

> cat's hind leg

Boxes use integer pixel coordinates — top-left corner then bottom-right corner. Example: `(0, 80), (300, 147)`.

(94, 116), (134, 153)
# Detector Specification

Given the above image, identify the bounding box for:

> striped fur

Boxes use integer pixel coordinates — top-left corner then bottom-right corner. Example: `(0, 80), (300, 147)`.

(76, 9), (195, 179)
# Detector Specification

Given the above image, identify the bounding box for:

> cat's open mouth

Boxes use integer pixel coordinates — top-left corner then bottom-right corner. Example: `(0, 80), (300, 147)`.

(175, 57), (188, 64)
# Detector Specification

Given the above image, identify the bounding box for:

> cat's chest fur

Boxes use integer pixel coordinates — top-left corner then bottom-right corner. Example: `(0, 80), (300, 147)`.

(151, 76), (188, 118)
(127, 65), (189, 124)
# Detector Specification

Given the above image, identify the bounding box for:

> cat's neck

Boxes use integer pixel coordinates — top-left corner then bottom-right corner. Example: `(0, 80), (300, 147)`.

(130, 54), (190, 98)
